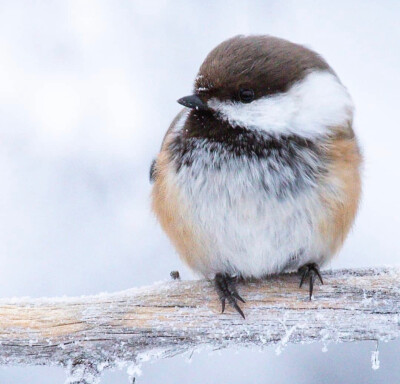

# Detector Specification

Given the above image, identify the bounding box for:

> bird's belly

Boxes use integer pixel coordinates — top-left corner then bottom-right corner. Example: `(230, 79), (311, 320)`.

(175, 162), (327, 278)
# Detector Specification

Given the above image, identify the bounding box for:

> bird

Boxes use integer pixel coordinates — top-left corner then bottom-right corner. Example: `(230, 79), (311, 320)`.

(150, 35), (362, 318)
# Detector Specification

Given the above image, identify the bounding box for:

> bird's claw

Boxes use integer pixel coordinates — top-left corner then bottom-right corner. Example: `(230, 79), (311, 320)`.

(298, 263), (323, 300)
(214, 273), (246, 319)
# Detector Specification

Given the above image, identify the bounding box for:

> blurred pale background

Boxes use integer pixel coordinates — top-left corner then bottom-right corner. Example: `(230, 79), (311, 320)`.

(0, 0), (399, 383)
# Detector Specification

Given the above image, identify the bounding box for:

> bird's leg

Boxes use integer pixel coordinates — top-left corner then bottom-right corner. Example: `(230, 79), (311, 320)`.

(298, 263), (323, 300)
(214, 273), (246, 319)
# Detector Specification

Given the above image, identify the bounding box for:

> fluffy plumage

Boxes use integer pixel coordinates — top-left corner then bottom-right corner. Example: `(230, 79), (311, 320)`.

(151, 35), (362, 303)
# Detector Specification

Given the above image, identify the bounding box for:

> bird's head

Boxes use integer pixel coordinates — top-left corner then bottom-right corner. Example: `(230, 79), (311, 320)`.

(178, 35), (353, 139)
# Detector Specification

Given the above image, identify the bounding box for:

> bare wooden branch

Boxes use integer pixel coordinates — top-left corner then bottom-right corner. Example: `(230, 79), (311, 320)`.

(0, 268), (399, 376)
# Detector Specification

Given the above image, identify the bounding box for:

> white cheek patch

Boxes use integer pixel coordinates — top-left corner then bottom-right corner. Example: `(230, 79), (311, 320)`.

(207, 70), (354, 138)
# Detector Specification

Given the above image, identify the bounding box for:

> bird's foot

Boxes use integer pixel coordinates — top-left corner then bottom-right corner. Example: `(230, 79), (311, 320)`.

(298, 263), (323, 300)
(214, 273), (246, 319)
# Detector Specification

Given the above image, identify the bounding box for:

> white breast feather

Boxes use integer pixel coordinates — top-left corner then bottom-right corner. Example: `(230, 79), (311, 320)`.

(168, 148), (333, 278)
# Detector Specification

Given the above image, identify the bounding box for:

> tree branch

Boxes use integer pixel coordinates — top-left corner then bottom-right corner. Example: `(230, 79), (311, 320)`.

(0, 268), (399, 375)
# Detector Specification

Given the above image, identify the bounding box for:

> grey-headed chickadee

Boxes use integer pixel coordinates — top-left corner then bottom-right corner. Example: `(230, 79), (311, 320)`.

(151, 35), (362, 318)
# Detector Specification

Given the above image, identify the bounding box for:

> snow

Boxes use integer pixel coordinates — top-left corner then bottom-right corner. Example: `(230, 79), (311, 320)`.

(65, 363), (101, 384)
(127, 363), (142, 382)
(371, 350), (380, 370)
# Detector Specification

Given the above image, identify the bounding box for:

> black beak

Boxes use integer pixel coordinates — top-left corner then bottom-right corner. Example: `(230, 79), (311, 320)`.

(177, 94), (208, 111)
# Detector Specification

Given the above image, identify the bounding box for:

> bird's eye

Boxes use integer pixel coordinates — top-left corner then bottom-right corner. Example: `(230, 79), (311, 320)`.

(239, 89), (255, 103)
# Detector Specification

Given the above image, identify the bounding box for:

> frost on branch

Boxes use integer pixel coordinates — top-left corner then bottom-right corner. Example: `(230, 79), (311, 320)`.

(0, 268), (399, 380)
(65, 360), (101, 384)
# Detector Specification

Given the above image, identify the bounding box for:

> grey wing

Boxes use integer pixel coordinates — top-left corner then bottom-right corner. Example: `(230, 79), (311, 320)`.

(150, 109), (187, 184)
(149, 159), (156, 183)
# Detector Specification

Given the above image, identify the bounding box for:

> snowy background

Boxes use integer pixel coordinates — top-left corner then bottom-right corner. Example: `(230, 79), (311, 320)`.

(0, 0), (400, 383)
